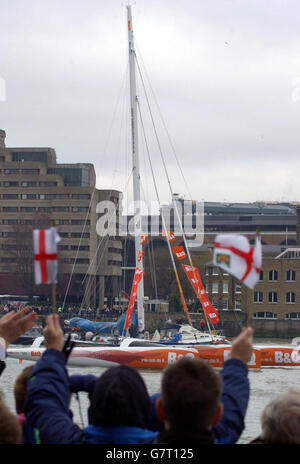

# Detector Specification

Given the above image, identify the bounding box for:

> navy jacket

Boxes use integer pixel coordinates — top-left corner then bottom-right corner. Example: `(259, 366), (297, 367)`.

(24, 350), (249, 444)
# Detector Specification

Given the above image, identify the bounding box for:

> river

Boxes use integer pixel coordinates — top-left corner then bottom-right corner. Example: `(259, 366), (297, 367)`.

(1, 338), (299, 444)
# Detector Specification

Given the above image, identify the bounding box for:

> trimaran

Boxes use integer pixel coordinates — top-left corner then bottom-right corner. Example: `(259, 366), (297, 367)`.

(7, 5), (230, 370)
(66, 3), (227, 347)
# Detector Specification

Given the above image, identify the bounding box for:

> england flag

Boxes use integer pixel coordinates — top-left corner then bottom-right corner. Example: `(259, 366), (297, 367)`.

(213, 234), (262, 289)
(33, 228), (61, 285)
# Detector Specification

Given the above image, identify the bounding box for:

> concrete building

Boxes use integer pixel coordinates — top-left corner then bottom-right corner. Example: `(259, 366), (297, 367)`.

(0, 129), (122, 307)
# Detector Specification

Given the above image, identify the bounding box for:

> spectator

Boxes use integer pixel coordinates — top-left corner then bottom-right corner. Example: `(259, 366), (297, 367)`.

(147, 326), (254, 444)
(0, 392), (22, 444)
(14, 365), (37, 443)
(0, 307), (38, 376)
(250, 389), (300, 444)
(24, 314), (157, 444)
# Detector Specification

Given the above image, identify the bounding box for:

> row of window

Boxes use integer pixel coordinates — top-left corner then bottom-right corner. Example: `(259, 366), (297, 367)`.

(254, 291), (296, 303)
(2, 169), (40, 175)
(2, 181), (57, 187)
(0, 231), (90, 238)
(207, 267), (296, 281)
(2, 206), (89, 213)
(253, 312), (300, 320)
(0, 219), (90, 226)
(1, 193), (91, 200)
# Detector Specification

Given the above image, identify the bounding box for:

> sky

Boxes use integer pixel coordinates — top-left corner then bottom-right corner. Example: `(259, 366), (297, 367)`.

(1, 0), (300, 206)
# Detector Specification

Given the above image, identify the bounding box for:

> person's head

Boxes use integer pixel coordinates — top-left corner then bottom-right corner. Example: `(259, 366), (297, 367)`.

(0, 392), (22, 444)
(88, 365), (151, 428)
(14, 365), (34, 414)
(260, 389), (300, 444)
(157, 357), (223, 431)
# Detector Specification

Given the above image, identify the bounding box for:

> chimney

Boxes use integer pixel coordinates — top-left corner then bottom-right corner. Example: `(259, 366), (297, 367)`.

(296, 206), (300, 246)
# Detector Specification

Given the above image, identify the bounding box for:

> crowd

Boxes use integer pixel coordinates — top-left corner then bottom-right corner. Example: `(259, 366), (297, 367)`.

(0, 306), (299, 445)
(0, 304), (127, 319)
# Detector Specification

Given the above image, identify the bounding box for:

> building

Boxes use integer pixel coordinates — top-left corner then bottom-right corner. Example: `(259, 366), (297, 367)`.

(0, 129), (122, 307)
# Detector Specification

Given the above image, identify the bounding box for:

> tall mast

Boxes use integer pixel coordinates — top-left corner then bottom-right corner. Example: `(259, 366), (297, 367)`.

(127, 5), (145, 335)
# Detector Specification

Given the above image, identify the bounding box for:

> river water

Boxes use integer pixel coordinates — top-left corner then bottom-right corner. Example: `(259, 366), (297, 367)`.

(1, 338), (299, 444)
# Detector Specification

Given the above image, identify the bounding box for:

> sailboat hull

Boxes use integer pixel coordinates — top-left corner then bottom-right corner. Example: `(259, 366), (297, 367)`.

(7, 344), (199, 370)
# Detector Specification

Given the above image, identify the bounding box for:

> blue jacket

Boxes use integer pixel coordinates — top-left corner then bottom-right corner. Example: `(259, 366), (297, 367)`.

(24, 350), (249, 444)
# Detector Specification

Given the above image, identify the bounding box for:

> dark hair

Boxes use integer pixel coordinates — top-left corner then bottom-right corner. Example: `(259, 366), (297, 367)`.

(14, 365), (34, 414)
(0, 392), (22, 444)
(88, 365), (151, 428)
(161, 357), (223, 430)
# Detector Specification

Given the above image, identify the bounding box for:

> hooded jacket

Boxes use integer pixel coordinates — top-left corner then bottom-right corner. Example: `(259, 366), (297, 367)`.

(24, 350), (249, 445)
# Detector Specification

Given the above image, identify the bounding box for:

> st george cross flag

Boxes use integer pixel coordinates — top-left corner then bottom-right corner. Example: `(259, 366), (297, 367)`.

(213, 234), (262, 289)
(124, 267), (144, 331)
(33, 228), (61, 285)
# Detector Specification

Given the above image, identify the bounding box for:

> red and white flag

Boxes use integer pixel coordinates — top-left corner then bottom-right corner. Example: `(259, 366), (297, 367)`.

(33, 228), (61, 285)
(182, 264), (219, 325)
(140, 234), (148, 245)
(162, 230), (176, 243)
(124, 267), (144, 331)
(213, 234), (262, 289)
(172, 246), (187, 260)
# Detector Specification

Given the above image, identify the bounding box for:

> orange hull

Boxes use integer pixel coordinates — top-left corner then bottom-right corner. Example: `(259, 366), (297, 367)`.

(193, 344), (261, 369)
(257, 345), (300, 367)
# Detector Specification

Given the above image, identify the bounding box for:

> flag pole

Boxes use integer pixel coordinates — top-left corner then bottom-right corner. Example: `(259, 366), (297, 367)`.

(52, 219), (56, 313)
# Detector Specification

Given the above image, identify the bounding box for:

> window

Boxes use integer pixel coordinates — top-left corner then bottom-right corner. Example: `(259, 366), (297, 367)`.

(222, 299), (228, 310)
(71, 219), (90, 225)
(212, 267), (219, 275)
(21, 181), (37, 187)
(3, 219), (18, 224)
(20, 207), (35, 212)
(72, 206), (89, 212)
(235, 282), (242, 293)
(222, 282), (228, 293)
(212, 299), (218, 309)
(286, 312), (300, 320)
(286, 292), (296, 304)
(269, 270), (278, 281)
(21, 169), (39, 175)
(71, 232), (90, 238)
(3, 207), (18, 212)
(3, 194), (18, 199)
(52, 206), (69, 212)
(38, 207), (51, 212)
(212, 282), (219, 293)
(259, 270), (263, 281)
(286, 270), (296, 281)
(4, 169), (18, 174)
(235, 300), (241, 310)
(72, 194), (90, 199)
(55, 194), (69, 199)
(21, 194), (36, 200)
(268, 292), (278, 303)
(56, 219), (69, 225)
(39, 182), (57, 187)
(3, 181), (18, 187)
(254, 291), (263, 303)
(70, 245), (89, 251)
(253, 312), (277, 319)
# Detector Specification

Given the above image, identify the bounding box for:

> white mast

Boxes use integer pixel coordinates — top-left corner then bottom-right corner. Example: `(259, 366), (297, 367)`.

(127, 4), (145, 335)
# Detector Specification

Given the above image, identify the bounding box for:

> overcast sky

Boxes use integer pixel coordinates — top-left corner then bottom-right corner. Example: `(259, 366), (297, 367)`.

(1, 0), (300, 205)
